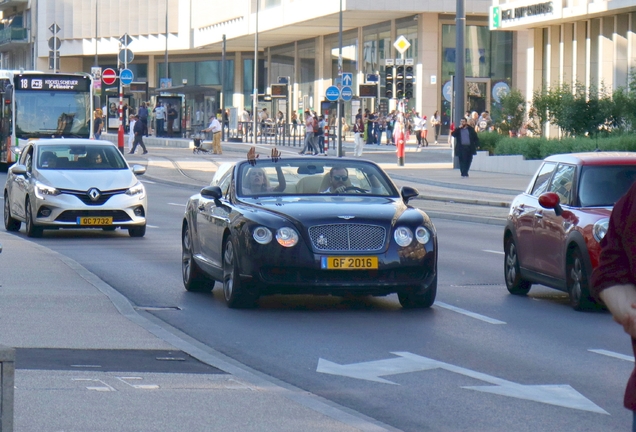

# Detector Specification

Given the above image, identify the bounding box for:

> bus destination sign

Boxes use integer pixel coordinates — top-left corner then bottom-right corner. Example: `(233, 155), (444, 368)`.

(15, 74), (91, 92)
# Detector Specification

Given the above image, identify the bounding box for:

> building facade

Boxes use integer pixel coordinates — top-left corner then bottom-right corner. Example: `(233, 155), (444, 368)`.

(491, 0), (636, 101)
(20, 0), (518, 133)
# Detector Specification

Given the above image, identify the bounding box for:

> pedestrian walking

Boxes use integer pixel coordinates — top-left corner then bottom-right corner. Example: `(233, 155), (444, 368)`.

(129, 115), (148, 155)
(431, 110), (441, 144)
(93, 109), (103, 140)
(153, 103), (165, 137)
(591, 182), (636, 430)
(291, 112), (298, 136)
(138, 102), (149, 136)
(385, 112), (394, 145)
(420, 115), (429, 147)
(317, 115), (326, 154)
(202, 115), (223, 154)
(299, 111), (316, 155)
(451, 118), (479, 178)
(413, 112), (423, 148)
(127, 115), (136, 152)
(353, 117), (365, 157)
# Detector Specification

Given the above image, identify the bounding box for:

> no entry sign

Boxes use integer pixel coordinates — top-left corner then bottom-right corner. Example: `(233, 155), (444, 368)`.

(102, 68), (117, 85)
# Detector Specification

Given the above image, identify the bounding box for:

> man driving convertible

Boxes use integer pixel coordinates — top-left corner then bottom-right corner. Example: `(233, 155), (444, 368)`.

(320, 166), (383, 194)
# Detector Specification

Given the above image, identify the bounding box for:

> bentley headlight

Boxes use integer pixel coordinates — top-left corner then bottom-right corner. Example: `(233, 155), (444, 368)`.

(276, 227), (299, 247)
(394, 227), (413, 247)
(126, 182), (146, 199)
(415, 226), (431, 244)
(593, 218), (610, 242)
(253, 226), (273, 244)
(34, 181), (60, 199)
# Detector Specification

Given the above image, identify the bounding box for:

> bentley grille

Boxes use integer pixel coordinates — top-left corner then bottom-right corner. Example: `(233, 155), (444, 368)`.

(308, 224), (386, 252)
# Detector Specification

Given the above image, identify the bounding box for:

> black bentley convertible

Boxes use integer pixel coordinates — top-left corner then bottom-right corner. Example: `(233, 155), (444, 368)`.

(181, 155), (437, 308)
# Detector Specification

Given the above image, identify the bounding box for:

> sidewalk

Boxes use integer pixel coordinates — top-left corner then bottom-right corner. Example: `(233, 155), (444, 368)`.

(0, 228), (394, 431)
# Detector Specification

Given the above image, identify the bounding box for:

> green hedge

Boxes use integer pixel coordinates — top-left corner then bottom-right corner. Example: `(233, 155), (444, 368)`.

(492, 135), (636, 160)
(476, 132), (503, 155)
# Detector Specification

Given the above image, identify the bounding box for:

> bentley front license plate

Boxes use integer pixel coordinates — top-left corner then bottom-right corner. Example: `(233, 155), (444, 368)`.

(77, 216), (113, 226)
(321, 256), (378, 270)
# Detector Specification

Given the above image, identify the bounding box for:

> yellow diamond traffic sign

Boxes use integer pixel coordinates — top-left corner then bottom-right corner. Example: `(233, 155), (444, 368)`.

(394, 35), (411, 54)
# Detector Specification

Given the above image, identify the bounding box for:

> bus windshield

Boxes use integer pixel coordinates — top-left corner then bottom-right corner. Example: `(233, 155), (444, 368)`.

(15, 90), (91, 139)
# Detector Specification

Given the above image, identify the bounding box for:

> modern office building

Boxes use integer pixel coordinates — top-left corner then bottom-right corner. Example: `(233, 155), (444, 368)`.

(490, 0), (636, 100)
(17, 0), (519, 134)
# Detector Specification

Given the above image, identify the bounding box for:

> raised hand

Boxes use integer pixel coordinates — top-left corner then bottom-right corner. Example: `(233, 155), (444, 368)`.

(271, 147), (281, 162)
(247, 146), (259, 165)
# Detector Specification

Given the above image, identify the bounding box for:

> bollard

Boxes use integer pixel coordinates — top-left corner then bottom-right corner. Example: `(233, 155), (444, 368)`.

(0, 345), (15, 432)
(395, 129), (405, 166)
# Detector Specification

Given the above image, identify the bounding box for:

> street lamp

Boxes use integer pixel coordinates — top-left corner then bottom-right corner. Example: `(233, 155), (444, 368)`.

(253, 1), (259, 146)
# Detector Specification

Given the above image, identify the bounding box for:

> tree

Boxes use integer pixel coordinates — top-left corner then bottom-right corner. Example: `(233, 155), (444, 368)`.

(495, 88), (526, 136)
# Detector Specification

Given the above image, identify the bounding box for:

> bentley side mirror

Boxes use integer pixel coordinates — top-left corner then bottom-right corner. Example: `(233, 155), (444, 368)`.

(400, 186), (420, 204)
(201, 185), (223, 206)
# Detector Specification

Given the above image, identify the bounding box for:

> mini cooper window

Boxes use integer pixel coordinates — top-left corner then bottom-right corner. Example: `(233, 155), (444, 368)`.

(236, 161), (397, 197)
(548, 164), (576, 206)
(579, 165), (636, 207)
(530, 162), (556, 197)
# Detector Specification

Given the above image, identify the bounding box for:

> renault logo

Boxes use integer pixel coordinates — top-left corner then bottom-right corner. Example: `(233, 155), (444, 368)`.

(87, 188), (101, 202)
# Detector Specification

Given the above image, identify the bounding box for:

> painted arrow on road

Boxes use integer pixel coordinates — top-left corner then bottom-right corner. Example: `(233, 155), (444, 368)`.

(317, 352), (608, 414)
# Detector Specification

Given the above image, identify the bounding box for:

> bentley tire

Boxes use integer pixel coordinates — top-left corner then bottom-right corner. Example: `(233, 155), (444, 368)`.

(399, 275), (437, 309)
(223, 236), (258, 309)
(4, 192), (20, 232)
(25, 199), (42, 238)
(182, 223), (213, 292)
(567, 248), (595, 311)
(504, 237), (531, 295)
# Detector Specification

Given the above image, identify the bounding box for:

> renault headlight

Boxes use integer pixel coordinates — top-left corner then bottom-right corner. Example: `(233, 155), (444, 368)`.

(126, 182), (146, 199)
(34, 181), (60, 199)
(394, 227), (413, 247)
(415, 226), (431, 244)
(276, 227), (299, 247)
(253, 226), (273, 244)
(593, 218), (610, 242)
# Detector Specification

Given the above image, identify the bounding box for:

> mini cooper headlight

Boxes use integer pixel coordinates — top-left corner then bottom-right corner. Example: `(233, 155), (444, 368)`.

(415, 226), (431, 244)
(253, 226), (273, 244)
(276, 227), (299, 247)
(34, 181), (60, 199)
(126, 182), (145, 199)
(394, 227), (413, 247)
(593, 218), (610, 242)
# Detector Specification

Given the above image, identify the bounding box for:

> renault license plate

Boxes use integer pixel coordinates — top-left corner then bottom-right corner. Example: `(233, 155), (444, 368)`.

(321, 256), (378, 270)
(77, 216), (113, 226)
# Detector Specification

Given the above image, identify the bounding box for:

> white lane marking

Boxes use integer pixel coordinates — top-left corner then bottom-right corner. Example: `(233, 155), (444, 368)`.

(317, 352), (608, 414)
(168, 202), (186, 207)
(147, 225), (159, 229)
(589, 349), (635, 362)
(484, 249), (504, 255)
(435, 301), (506, 324)
(141, 179), (156, 184)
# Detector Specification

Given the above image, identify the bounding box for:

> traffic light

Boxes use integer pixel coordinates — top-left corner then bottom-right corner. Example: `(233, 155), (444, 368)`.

(404, 65), (414, 99)
(396, 66), (405, 98)
(384, 66), (394, 98)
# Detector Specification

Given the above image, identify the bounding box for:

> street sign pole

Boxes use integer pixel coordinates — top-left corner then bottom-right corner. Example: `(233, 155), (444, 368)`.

(118, 39), (124, 153)
(337, 0), (343, 157)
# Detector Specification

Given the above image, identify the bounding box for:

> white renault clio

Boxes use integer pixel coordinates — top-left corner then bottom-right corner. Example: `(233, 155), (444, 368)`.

(3, 139), (147, 237)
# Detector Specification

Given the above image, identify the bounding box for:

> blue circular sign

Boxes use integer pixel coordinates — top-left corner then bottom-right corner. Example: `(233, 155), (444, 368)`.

(492, 82), (510, 103)
(325, 86), (340, 102)
(341, 86), (353, 101)
(120, 68), (134, 85)
(443, 81), (452, 102)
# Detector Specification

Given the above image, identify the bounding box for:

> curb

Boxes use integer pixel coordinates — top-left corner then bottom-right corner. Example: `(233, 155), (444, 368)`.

(417, 195), (510, 208)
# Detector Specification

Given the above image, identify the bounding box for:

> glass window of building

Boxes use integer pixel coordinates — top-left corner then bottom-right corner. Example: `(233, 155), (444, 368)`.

(270, 43), (295, 85)
(298, 39), (316, 111)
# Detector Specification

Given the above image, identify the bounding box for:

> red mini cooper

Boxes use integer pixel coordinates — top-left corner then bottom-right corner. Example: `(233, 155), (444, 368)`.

(503, 152), (636, 310)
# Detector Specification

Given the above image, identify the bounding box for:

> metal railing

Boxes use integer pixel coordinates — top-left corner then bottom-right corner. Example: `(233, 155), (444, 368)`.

(0, 27), (26, 45)
(220, 122), (348, 150)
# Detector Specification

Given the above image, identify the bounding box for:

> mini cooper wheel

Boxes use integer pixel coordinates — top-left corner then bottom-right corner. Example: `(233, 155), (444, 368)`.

(128, 224), (146, 237)
(182, 223), (213, 292)
(567, 248), (595, 311)
(398, 275), (437, 309)
(223, 236), (258, 309)
(4, 192), (20, 232)
(504, 237), (531, 295)
(25, 198), (42, 238)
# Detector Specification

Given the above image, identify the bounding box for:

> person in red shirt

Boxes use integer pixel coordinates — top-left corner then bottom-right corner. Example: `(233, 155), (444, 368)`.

(591, 181), (636, 428)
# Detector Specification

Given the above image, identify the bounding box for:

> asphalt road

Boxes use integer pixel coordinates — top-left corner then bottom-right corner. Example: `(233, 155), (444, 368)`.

(1, 166), (632, 430)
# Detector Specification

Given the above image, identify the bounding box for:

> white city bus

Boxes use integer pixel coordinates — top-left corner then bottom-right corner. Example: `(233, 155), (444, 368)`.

(0, 71), (93, 167)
